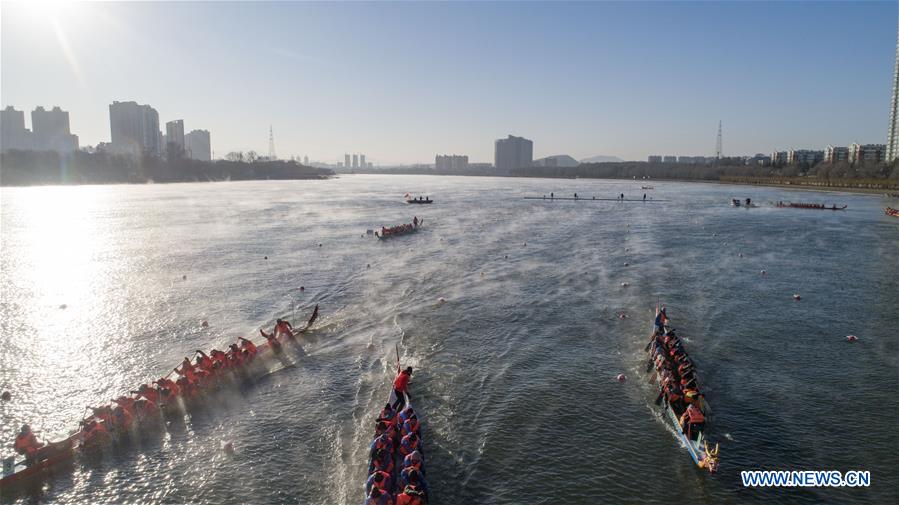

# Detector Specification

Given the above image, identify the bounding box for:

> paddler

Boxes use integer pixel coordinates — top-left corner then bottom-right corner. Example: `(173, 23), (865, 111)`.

(413, 216), (419, 227)
(392, 366), (413, 410)
(132, 384), (160, 404)
(195, 350), (215, 372)
(238, 336), (258, 357)
(396, 485), (427, 505)
(399, 467), (428, 495)
(402, 450), (423, 471)
(175, 357), (198, 382)
(365, 487), (394, 505)
(401, 414), (420, 437)
(679, 403), (706, 439)
(274, 318), (294, 339)
(365, 470), (391, 495)
(399, 432), (421, 456)
(378, 403), (397, 427)
(14, 425), (46, 462)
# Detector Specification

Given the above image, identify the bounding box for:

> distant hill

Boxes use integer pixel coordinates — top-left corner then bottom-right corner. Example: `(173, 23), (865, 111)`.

(579, 155), (624, 163)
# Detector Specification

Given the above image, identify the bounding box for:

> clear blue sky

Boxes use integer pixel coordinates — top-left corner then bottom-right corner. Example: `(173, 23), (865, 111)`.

(2, 1), (897, 163)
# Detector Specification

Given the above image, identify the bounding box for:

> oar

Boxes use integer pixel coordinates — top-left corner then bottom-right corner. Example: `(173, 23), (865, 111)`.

(655, 391), (664, 405)
(296, 304), (319, 334)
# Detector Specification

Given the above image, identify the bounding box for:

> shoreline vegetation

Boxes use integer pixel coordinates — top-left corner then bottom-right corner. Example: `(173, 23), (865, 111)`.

(2, 152), (898, 193)
(510, 161), (899, 192)
(0, 150), (333, 186)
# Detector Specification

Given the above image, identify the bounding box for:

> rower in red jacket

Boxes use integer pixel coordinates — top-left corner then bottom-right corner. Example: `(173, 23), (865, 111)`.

(393, 366), (413, 410)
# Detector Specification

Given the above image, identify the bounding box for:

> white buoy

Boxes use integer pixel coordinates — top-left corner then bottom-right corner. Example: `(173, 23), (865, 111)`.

(438, 297), (446, 304)
(846, 335), (858, 342)
(760, 270), (767, 275)
(616, 374), (627, 383)
(793, 294), (801, 301)
(620, 282), (629, 287)
(623, 262), (629, 266)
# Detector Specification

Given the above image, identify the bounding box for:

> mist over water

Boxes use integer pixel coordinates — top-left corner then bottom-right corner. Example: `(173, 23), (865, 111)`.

(1, 175), (897, 504)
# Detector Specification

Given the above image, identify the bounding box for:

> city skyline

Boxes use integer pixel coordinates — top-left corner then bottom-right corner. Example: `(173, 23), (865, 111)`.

(1, 1), (897, 164)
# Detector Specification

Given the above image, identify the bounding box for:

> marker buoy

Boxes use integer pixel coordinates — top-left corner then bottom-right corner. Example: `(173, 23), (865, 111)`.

(1, 391), (10, 401)
(792, 294), (801, 301)
(367, 264), (371, 269)
(760, 270), (767, 275)
(201, 320), (209, 328)
(618, 313), (628, 320)
(846, 335), (858, 342)
(738, 253), (743, 258)
(504, 255), (508, 259)
(523, 242), (527, 247)
(59, 304), (67, 309)
(438, 297), (446, 304)
(300, 286), (305, 292)
(182, 275), (187, 280)
(319, 244), (322, 247)
(223, 441), (234, 455)
(616, 374), (627, 383)
(625, 248), (629, 252)
(623, 262), (629, 266)
(620, 282), (629, 287)
(264, 256), (268, 260)
(480, 272), (485, 276)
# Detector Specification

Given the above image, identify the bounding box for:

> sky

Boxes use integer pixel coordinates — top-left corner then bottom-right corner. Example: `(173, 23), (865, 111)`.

(2, 1), (897, 164)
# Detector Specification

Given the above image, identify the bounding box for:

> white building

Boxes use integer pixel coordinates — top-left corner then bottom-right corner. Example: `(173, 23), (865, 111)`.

(435, 154), (469, 170)
(494, 134), (533, 171)
(109, 101), (161, 157)
(185, 129), (211, 161)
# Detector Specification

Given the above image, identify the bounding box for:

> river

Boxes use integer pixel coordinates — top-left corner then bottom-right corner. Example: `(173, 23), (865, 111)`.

(1, 175), (897, 504)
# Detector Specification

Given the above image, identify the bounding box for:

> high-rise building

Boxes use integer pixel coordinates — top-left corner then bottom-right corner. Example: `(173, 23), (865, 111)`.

(1, 106), (33, 153)
(166, 120), (185, 155)
(352, 154), (359, 168)
(360, 154), (366, 168)
(109, 101), (161, 157)
(185, 129), (211, 161)
(303, 155), (309, 165)
(31, 106), (78, 153)
(435, 154), (469, 171)
(662, 155), (677, 163)
(647, 155), (662, 163)
(345, 154), (351, 168)
(494, 134), (533, 171)
(887, 24), (899, 161)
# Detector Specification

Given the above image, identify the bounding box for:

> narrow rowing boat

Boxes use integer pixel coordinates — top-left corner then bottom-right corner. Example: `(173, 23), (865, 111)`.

(884, 207), (899, 218)
(364, 349), (428, 504)
(775, 202), (847, 210)
(376, 222), (421, 239)
(0, 305), (319, 491)
(646, 305), (719, 473)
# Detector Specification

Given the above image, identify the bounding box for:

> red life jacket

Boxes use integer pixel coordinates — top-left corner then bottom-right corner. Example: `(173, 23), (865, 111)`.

(14, 432), (39, 455)
(393, 371), (410, 392)
(402, 418), (420, 436)
(400, 435), (420, 455)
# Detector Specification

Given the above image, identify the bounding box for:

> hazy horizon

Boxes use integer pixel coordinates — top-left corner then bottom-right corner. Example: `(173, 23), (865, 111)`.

(2, 1), (897, 164)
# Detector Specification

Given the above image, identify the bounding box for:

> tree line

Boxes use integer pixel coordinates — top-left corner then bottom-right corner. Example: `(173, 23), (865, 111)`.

(510, 159), (899, 184)
(0, 150), (333, 186)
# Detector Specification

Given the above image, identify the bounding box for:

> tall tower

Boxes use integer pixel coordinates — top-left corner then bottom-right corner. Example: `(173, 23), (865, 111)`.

(715, 120), (723, 160)
(268, 125), (277, 160)
(887, 23), (899, 162)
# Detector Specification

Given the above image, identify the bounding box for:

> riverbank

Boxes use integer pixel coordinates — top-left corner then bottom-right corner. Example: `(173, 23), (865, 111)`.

(0, 150), (334, 186)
